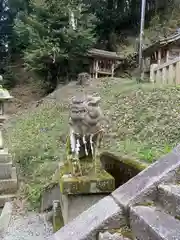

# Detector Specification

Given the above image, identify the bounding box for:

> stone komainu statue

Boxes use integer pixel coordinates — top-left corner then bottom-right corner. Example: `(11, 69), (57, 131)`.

(68, 94), (104, 176)
(76, 72), (91, 86)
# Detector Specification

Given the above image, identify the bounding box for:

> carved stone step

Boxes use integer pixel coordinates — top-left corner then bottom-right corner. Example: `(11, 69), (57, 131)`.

(130, 206), (180, 240)
(157, 184), (180, 217)
(0, 194), (16, 207)
(0, 167), (18, 194)
(0, 161), (12, 179)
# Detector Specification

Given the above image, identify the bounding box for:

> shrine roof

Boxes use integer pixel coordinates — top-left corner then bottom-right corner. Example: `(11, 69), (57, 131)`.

(88, 48), (125, 60)
(142, 32), (180, 57)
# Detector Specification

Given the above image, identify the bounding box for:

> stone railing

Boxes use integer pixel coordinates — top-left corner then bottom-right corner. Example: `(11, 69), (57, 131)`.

(50, 145), (180, 240)
(150, 57), (180, 84)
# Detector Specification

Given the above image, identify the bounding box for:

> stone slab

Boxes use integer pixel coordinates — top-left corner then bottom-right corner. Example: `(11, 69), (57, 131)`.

(60, 193), (108, 224)
(53, 196), (124, 240)
(0, 149), (11, 163)
(0, 162), (12, 179)
(130, 206), (180, 240)
(0, 202), (13, 235)
(0, 194), (16, 207)
(41, 184), (60, 212)
(0, 167), (18, 194)
(112, 147), (180, 208)
(157, 184), (180, 217)
(60, 170), (115, 195)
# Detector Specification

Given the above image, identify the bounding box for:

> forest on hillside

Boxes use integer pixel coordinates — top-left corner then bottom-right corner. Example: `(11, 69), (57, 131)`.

(0, 0), (178, 91)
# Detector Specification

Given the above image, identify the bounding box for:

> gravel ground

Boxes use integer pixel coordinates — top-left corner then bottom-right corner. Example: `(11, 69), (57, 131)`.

(2, 212), (53, 240)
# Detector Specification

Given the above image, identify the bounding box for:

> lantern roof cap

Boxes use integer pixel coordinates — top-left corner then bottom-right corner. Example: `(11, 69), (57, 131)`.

(0, 87), (13, 100)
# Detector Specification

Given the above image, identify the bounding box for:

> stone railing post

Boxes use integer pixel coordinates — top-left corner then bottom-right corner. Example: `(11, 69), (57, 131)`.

(150, 64), (157, 83)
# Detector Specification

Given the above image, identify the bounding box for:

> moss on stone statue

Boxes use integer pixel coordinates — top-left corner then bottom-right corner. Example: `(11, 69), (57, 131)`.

(59, 161), (115, 195)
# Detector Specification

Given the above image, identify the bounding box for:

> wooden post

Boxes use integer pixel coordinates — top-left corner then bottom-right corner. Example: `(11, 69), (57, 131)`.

(111, 60), (115, 77)
(156, 69), (160, 83)
(158, 49), (161, 65)
(162, 67), (167, 84)
(150, 64), (158, 82)
(175, 61), (180, 84)
(95, 60), (99, 79)
(139, 0), (146, 80)
(166, 50), (169, 62)
(168, 65), (173, 84)
(141, 57), (145, 80)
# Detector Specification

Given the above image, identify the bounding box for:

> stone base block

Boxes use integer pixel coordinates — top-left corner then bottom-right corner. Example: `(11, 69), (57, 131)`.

(0, 167), (18, 194)
(60, 193), (108, 224)
(60, 170), (115, 195)
(0, 149), (11, 163)
(0, 162), (12, 179)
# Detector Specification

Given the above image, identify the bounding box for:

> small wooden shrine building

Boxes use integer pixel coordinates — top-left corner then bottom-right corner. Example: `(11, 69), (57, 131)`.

(142, 32), (180, 73)
(88, 48), (124, 78)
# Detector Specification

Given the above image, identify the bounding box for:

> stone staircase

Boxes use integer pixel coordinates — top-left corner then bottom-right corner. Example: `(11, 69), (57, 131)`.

(128, 183), (180, 239)
(51, 145), (180, 240)
(0, 148), (18, 207)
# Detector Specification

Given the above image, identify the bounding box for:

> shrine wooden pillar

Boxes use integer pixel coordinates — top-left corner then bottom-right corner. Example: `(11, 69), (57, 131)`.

(95, 59), (99, 79)
(111, 60), (115, 77)
(158, 49), (161, 65)
(166, 49), (169, 62)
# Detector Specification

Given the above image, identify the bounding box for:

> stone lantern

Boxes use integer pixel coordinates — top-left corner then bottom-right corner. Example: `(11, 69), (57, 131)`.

(0, 75), (17, 207)
(0, 75), (13, 149)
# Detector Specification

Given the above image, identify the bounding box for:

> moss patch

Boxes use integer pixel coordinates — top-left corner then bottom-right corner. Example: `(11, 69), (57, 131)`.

(59, 162), (115, 194)
(107, 226), (134, 240)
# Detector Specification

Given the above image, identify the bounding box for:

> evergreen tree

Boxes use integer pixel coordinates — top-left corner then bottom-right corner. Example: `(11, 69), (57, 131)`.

(14, 0), (96, 89)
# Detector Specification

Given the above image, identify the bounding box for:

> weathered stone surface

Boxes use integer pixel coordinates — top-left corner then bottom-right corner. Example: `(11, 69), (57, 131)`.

(98, 231), (130, 240)
(112, 148), (180, 208)
(60, 193), (107, 224)
(0, 162), (12, 179)
(41, 184), (60, 212)
(157, 184), (180, 217)
(0, 202), (13, 235)
(53, 196), (124, 240)
(76, 72), (91, 86)
(0, 149), (11, 163)
(68, 94), (105, 177)
(130, 206), (180, 240)
(60, 170), (115, 195)
(0, 195), (15, 208)
(52, 200), (64, 232)
(0, 167), (18, 194)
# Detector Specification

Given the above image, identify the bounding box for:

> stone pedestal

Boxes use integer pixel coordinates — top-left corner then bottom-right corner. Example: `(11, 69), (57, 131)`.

(0, 84), (18, 207)
(59, 162), (115, 225)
